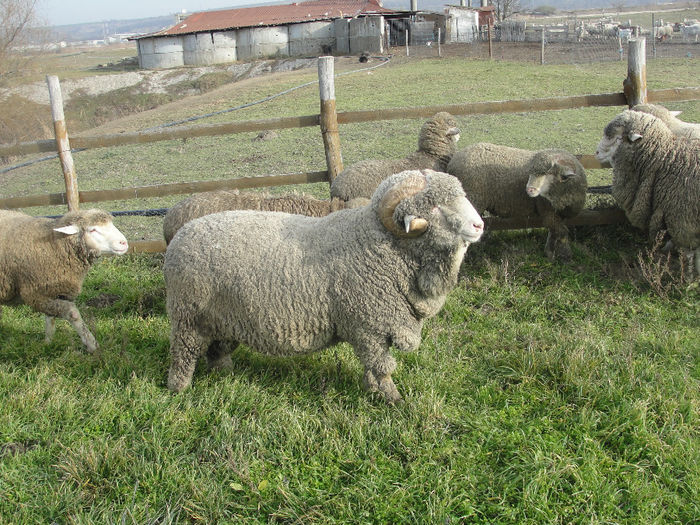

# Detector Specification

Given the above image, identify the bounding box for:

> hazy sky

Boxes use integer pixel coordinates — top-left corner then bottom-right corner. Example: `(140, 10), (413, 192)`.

(38, 0), (257, 26)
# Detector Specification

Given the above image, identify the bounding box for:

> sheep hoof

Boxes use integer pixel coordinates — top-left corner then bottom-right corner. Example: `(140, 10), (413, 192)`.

(378, 377), (403, 405)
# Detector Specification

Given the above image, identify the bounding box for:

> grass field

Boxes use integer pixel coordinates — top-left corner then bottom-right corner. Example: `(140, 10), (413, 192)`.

(1, 49), (699, 523)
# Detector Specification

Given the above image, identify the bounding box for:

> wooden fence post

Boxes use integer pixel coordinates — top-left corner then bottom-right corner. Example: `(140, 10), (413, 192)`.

(437, 28), (441, 57)
(47, 75), (80, 211)
(406, 30), (409, 56)
(541, 26), (545, 65)
(487, 23), (493, 59)
(318, 56), (343, 183)
(624, 38), (647, 107)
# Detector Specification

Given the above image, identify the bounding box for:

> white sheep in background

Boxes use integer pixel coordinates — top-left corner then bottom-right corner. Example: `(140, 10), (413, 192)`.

(164, 169), (484, 403)
(681, 23), (700, 42)
(631, 103), (700, 140)
(447, 143), (588, 261)
(163, 190), (368, 244)
(330, 112), (461, 202)
(595, 110), (700, 274)
(0, 209), (128, 351)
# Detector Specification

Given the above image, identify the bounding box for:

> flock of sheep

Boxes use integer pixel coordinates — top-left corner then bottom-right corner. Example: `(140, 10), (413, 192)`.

(0, 103), (698, 402)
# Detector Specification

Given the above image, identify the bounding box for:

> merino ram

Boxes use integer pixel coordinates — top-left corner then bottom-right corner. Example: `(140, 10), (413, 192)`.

(447, 143), (588, 261)
(329, 112), (461, 201)
(0, 209), (128, 351)
(630, 103), (700, 140)
(164, 169), (484, 403)
(163, 190), (368, 244)
(595, 109), (700, 273)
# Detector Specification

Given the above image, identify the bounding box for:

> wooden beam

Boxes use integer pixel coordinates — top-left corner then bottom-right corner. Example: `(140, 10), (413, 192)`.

(0, 171), (329, 209)
(1, 87), (697, 158)
(318, 57), (344, 182)
(47, 75), (79, 211)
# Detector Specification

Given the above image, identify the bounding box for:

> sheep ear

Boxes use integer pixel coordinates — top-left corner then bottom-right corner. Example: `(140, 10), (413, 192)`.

(561, 168), (576, 179)
(628, 132), (643, 142)
(54, 225), (79, 235)
(669, 110), (682, 117)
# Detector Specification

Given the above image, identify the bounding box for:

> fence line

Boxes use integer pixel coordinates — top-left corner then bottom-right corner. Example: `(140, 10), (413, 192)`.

(1, 45), (698, 253)
(2, 87), (699, 160)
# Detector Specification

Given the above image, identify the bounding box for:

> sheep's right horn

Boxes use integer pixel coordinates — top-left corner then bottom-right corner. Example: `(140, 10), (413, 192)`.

(378, 172), (428, 238)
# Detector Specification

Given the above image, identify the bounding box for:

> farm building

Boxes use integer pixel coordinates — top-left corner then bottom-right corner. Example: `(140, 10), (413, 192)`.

(133, 0), (403, 69)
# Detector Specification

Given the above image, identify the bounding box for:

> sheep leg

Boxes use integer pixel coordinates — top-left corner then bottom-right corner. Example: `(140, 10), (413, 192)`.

(30, 297), (97, 352)
(44, 315), (56, 343)
(167, 325), (210, 392)
(544, 219), (572, 262)
(206, 340), (235, 371)
(353, 339), (402, 404)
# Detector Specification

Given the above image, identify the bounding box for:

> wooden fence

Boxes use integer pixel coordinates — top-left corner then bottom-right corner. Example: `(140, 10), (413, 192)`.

(1, 40), (698, 254)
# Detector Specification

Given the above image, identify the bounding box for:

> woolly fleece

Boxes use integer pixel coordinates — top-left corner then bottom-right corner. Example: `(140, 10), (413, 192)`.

(163, 190), (360, 244)
(164, 169), (481, 402)
(447, 142), (588, 260)
(603, 110), (699, 255)
(330, 112), (460, 201)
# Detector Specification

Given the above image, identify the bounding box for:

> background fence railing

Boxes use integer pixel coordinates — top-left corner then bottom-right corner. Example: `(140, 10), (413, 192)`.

(1, 39), (698, 253)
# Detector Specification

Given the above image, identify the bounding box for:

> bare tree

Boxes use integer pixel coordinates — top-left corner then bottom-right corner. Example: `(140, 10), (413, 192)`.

(492, 0), (521, 22)
(0, 0), (41, 78)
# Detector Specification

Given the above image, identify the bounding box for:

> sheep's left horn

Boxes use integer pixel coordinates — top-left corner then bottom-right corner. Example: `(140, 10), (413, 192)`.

(378, 172), (428, 238)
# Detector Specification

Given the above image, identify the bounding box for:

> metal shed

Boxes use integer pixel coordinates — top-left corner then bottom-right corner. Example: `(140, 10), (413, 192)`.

(133, 0), (399, 69)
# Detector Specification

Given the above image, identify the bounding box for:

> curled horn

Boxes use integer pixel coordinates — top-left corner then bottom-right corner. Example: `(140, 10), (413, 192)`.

(378, 172), (429, 238)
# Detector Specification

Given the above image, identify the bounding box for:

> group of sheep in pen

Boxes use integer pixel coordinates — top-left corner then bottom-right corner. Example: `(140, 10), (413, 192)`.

(0, 104), (698, 403)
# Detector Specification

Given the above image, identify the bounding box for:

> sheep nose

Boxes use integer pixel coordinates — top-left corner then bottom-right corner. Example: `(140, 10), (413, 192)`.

(473, 220), (484, 232)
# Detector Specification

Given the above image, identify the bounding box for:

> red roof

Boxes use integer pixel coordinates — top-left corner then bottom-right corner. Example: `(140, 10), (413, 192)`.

(158, 0), (397, 36)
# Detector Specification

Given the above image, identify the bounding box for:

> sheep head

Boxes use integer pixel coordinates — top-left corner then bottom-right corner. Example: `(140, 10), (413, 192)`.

(595, 110), (646, 166)
(418, 112), (461, 158)
(53, 209), (129, 257)
(526, 151), (580, 198)
(375, 169), (484, 245)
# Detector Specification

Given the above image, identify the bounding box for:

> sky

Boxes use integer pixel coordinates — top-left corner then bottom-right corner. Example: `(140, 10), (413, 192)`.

(37, 0), (258, 27)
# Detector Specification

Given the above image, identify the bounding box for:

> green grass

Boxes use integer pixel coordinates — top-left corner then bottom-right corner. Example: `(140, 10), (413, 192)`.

(1, 52), (699, 523)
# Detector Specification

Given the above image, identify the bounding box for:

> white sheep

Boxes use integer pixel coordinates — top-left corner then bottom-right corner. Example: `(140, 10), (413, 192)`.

(330, 112), (461, 202)
(595, 110), (700, 274)
(0, 209), (128, 351)
(681, 23), (700, 42)
(447, 143), (588, 261)
(630, 103), (700, 140)
(164, 169), (484, 403)
(163, 190), (368, 245)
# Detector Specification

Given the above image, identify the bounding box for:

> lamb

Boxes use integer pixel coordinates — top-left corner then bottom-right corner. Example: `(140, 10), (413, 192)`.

(329, 112), (461, 202)
(447, 143), (588, 261)
(630, 103), (700, 140)
(0, 209), (129, 351)
(164, 169), (484, 403)
(163, 189), (369, 244)
(595, 109), (700, 273)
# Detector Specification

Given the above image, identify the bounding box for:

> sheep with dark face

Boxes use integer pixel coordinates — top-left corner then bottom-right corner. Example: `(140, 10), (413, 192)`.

(0, 209), (128, 351)
(329, 112), (461, 202)
(447, 143), (588, 261)
(163, 189), (368, 244)
(164, 169), (484, 403)
(595, 109), (700, 273)
(630, 103), (700, 140)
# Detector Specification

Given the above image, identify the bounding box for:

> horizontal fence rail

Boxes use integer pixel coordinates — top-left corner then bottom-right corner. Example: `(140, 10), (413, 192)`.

(0, 172), (328, 209)
(1, 87), (698, 158)
(2, 86), (698, 211)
